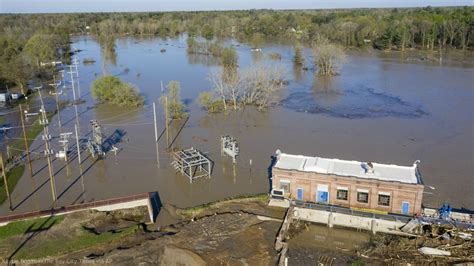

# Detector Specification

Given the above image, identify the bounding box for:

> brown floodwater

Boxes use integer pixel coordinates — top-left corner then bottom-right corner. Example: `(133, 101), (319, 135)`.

(287, 223), (371, 263)
(0, 36), (473, 216)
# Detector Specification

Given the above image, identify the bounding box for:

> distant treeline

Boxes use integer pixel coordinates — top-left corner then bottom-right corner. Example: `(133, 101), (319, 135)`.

(0, 7), (473, 90)
(2, 7), (473, 50)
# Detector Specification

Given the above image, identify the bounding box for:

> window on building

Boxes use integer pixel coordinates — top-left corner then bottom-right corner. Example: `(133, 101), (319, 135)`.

(280, 181), (290, 193)
(378, 194), (391, 206)
(357, 192), (369, 203)
(336, 189), (348, 200)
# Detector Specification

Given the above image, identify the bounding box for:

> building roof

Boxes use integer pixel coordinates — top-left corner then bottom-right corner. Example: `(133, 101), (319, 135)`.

(274, 152), (421, 184)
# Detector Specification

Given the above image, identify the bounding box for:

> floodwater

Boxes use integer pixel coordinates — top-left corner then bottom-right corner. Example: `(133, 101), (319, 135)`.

(0, 35), (473, 216)
(287, 224), (370, 263)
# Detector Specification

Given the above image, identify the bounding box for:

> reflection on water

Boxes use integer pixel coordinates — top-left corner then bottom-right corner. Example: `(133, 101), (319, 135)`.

(186, 53), (220, 66)
(292, 64), (305, 83)
(251, 50), (263, 63)
(311, 76), (343, 108)
(97, 36), (117, 74)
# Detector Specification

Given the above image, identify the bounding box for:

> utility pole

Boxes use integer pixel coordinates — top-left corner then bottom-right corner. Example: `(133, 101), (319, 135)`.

(6, 145), (10, 161)
(75, 124), (86, 202)
(19, 104), (33, 177)
(73, 57), (81, 99)
(75, 125), (82, 165)
(60, 70), (67, 96)
(68, 64), (81, 134)
(0, 154), (12, 211)
(38, 88), (57, 203)
(68, 65), (77, 103)
(153, 102), (160, 167)
(165, 96), (169, 147)
(49, 75), (62, 131)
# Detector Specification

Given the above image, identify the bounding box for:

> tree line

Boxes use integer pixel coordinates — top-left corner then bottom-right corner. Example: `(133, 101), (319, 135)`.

(0, 6), (472, 90)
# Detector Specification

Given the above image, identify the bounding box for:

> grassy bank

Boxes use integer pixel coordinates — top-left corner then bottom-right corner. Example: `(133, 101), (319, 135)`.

(0, 165), (25, 204)
(9, 109), (58, 158)
(3, 106), (65, 205)
(0, 215), (65, 239)
(184, 193), (269, 216)
(0, 212), (140, 260)
(16, 226), (139, 259)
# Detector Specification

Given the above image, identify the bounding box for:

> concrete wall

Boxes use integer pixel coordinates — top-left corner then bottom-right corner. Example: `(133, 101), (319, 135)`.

(91, 199), (149, 212)
(0, 193), (156, 227)
(273, 168), (424, 215)
(293, 207), (407, 235)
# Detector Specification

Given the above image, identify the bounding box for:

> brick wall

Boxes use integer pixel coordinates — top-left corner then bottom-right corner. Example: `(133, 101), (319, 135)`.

(272, 168), (424, 215)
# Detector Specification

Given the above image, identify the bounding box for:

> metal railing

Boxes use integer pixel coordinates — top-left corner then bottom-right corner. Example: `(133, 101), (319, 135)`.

(0, 192), (151, 224)
(290, 200), (412, 223)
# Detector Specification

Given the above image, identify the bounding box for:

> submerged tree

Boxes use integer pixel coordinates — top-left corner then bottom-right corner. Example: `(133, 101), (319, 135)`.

(240, 64), (286, 109)
(312, 42), (346, 76)
(221, 47), (238, 67)
(208, 64), (286, 112)
(161, 81), (186, 119)
(293, 45), (304, 66)
(92, 76), (144, 107)
(198, 91), (213, 111)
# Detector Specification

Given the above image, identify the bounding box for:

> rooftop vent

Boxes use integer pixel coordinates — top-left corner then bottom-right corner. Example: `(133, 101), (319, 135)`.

(362, 162), (375, 174)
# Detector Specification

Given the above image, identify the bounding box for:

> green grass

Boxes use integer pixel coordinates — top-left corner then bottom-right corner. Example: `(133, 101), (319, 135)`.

(16, 225), (139, 259)
(0, 165), (25, 204)
(0, 215), (65, 239)
(10, 118), (44, 158)
(3, 108), (61, 205)
(10, 104), (67, 158)
(0, 116), (5, 124)
(0, 213), (139, 260)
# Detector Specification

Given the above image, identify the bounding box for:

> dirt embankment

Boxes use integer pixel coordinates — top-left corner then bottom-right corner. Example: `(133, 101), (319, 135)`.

(53, 197), (286, 265)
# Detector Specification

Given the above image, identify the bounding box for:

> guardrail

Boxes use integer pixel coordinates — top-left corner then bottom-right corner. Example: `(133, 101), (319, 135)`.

(290, 200), (412, 223)
(0, 192), (151, 224)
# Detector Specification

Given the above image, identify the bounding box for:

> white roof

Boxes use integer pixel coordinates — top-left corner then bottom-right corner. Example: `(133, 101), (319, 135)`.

(274, 153), (420, 184)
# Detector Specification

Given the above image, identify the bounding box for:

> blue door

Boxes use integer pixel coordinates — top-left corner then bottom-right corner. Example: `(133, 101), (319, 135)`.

(297, 188), (303, 201)
(317, 191), (329, 204)
(402, 202), (410, 215)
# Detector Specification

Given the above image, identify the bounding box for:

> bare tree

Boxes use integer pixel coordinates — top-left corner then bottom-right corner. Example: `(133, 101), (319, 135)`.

(223, 68), (242, 110)
(312, 42), (346, 76)
(208, 69), (228, 111)
(241, 64), (286, 109)
(208, 64), (287, 112)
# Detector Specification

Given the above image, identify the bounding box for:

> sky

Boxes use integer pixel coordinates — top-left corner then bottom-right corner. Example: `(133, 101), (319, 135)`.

(1, 0), (472, 13)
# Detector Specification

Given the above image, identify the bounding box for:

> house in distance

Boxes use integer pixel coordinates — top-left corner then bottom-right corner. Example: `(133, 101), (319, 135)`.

(271, 150), (424, 215)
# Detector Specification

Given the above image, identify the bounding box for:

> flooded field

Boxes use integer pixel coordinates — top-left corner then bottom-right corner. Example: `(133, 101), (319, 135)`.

(0, 35), (473, 216)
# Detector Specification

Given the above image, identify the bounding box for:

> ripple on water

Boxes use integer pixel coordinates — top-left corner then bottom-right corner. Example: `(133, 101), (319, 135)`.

(281, 86), (427, 119)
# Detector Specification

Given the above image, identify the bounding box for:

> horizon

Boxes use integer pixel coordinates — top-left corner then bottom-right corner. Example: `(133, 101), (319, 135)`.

(1, 0), (472, 14)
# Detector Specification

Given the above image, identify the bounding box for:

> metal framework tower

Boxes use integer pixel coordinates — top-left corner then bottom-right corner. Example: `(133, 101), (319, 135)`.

(221, 135), (239, 164)
(171, 147), (212, 183)
(87, 120), (105, 158)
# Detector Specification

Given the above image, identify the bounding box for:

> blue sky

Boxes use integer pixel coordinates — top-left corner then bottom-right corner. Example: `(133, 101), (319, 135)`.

(1, 0), (472, 13)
